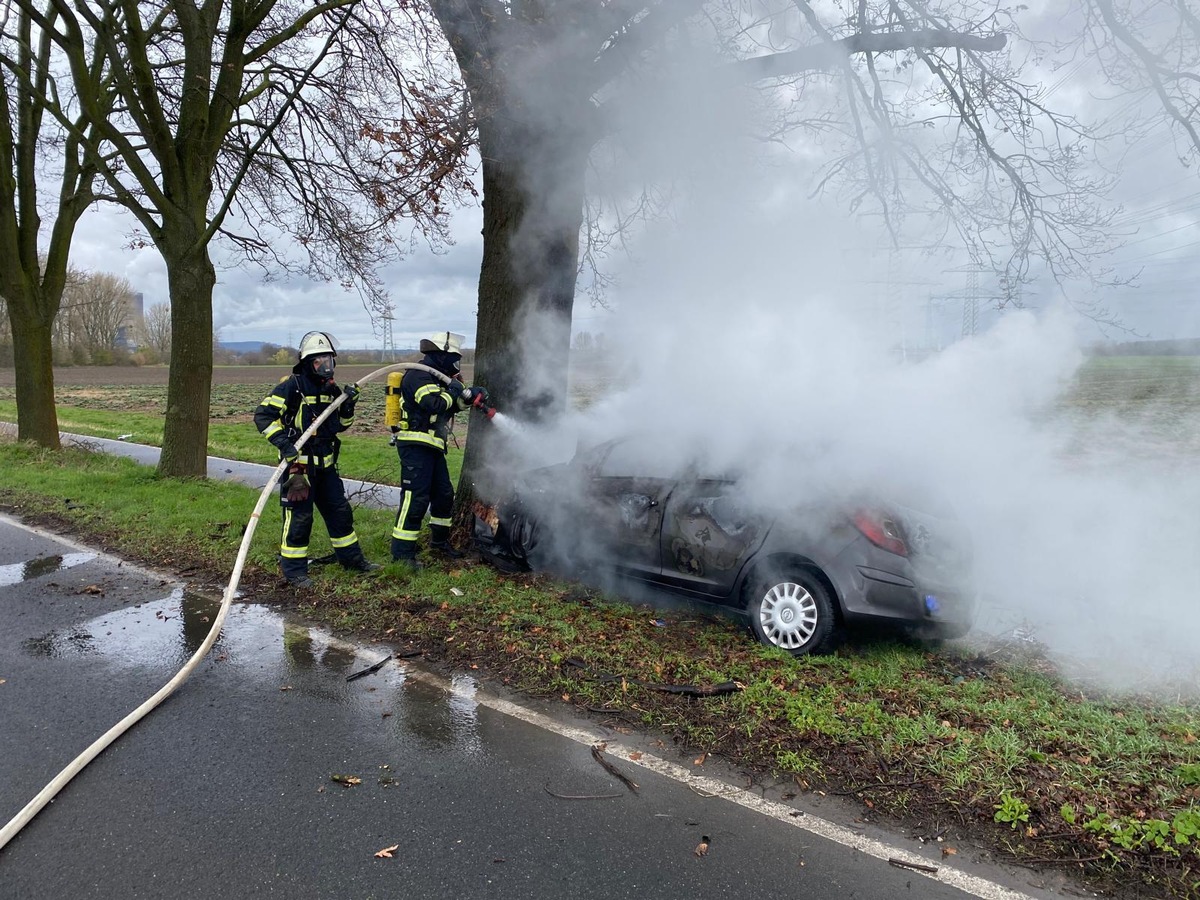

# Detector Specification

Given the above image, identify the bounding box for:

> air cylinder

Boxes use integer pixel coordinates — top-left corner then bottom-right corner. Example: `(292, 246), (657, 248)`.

(384, 372), (403, 430)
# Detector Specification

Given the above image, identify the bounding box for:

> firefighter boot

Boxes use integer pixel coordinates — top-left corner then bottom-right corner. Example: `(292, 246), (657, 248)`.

(429, 540), (464, 560)
(280, 557), (313, 589)
(338, 545), (381, 574)
(390, 538), (423, 572)
(429, 524), (464, 560)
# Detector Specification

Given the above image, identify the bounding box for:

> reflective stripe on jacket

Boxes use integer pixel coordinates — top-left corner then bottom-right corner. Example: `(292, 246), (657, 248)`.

(254, 371), (353, 466)
(394, 367), (466, 453)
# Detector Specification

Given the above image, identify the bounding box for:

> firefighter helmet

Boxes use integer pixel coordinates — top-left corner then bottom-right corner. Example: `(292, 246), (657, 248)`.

(298, 331), (338, 361)
(419, 331), (464, 355)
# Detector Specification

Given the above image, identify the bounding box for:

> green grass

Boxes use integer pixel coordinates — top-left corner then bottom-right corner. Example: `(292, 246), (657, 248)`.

(2, 437), (1199, 897)
(0, 389), (464, 486)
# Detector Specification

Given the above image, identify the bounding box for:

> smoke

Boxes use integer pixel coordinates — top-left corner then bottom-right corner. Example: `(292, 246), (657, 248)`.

(479, 13), (1200, 697)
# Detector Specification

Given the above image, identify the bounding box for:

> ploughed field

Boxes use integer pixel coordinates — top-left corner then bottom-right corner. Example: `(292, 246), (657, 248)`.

(1, 354), (1195, 419)
(0, 360), (619, 425)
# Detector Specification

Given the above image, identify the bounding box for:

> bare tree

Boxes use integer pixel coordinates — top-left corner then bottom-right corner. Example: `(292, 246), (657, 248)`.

(140, 301), (171, 360)
(0, 1), (109, 447)
(417, 0), (1152, 531)
(1085, 0), (1200, 161)
(63, 270), (133, 359)
(17, 0), (475, 475)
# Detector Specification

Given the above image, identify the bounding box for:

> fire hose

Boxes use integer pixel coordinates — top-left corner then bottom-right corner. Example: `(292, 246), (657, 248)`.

(0, 361), (489, 852)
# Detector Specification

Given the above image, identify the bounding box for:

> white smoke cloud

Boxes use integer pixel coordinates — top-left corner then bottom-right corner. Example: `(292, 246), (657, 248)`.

(485, 44), (1200, 695)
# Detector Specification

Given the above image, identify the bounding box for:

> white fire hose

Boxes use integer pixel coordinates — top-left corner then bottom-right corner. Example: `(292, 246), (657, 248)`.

(0, 362), (453, 852)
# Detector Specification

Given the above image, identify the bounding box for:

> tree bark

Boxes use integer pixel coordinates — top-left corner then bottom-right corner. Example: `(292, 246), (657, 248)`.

(7, 290), (61, 449)
(157, 243), (215, 477)
(451, 126), (588, 538)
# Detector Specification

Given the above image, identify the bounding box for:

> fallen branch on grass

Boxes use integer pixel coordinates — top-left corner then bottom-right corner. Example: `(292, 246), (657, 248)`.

(830, 778), (921, 796)
(565, 657), (742, 698)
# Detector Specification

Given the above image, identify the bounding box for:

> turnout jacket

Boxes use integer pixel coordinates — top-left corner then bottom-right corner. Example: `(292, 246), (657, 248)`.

(394, 361), (470, 453)
(255, 368), (354, 468)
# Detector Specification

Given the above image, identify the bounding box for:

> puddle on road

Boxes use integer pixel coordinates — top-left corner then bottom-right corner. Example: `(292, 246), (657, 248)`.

(21, 588), (486, 755)
(0, 552), (96, 587)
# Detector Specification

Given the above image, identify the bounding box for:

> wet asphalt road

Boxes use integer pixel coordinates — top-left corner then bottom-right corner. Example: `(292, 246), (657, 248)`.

(0, 517), (1062, 900)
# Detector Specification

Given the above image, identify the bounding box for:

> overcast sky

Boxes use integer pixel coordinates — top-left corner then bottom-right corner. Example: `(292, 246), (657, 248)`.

(58, 4), (1200, 353)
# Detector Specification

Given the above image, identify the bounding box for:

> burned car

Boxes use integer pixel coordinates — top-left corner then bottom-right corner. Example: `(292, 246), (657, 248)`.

(474, 437), (977, 656)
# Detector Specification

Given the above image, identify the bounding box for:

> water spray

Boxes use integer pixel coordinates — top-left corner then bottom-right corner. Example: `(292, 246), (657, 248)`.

(0, 361), (454, 853)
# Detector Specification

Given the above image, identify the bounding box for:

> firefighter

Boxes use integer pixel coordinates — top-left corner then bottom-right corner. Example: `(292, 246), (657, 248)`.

(390, 331), (488, 569)
(255, 330), (380, 588)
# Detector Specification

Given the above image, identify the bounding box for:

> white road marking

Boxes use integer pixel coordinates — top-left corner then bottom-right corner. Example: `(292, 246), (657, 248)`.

(422, 672), (1045, 900)
(2, 514), (1040, 900)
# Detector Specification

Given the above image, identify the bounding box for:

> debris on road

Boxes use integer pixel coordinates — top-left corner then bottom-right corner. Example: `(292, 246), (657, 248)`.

(888, 857), (939, 874)
(543, 787), (623, 800)
(590, 743), (639, 794)
(346, 655), (392, 681)
(694, 835), (710, 857)
(330, 774), (362, 787)
(375, 844), (399, 859)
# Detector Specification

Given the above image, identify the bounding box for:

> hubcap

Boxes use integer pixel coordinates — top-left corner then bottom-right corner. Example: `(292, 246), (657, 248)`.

(759, 581), (818, 650)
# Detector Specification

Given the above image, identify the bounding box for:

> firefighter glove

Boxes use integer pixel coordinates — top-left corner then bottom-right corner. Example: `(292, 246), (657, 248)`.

(283, 463), (310, 503)
(342, 382), (361, 403)
(445, 379), (465, 401)
(468, 386), (490, 409)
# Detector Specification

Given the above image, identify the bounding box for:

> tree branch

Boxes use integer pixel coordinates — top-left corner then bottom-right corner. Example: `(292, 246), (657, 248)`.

(730, 29), (1006, 83)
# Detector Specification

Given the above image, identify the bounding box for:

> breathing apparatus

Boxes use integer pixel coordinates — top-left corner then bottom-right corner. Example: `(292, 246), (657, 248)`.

(297, 331), (337, 382)
(385, 332), (497, 434)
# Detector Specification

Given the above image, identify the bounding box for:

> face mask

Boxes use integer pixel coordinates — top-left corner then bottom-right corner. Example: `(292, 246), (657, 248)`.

(311, 354), (335, 380)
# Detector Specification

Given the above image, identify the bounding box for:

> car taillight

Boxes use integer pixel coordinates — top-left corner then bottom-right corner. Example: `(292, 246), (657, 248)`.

(852, 510), (909, 557)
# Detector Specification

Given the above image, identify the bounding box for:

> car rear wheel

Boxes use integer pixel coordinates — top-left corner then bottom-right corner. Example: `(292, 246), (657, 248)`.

(747, 567), (839, 656)
(506, 509), (540, 564)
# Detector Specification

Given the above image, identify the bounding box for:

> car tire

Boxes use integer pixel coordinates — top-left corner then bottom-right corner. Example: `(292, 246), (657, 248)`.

(746, 566), (839, 656)
(506, 508), (540, 564)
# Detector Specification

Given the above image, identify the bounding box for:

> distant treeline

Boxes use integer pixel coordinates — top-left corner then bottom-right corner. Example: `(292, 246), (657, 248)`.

(1088, 338), (1200, 357)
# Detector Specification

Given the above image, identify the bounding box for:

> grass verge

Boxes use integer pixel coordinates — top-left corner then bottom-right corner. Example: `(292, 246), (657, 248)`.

(1, 437), (1199, 899)
(0, 387), (464, 485)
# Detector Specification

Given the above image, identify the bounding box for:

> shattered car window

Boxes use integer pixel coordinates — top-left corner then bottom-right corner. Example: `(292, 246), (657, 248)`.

(618, 492), (653, 529)
(598, 438), (688, 479)
(699, 496), (751, 537)
(668, 490), (761, 576)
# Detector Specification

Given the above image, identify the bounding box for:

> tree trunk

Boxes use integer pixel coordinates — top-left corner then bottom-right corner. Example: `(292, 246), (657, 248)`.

(7, 290), (60, 449)
(157, 244), (216, 478)
(451, 130), (588, 539)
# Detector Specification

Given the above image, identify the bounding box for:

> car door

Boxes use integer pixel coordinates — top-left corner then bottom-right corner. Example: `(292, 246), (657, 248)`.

(657, 478), (771, 599)
(584, 439), (675, 582)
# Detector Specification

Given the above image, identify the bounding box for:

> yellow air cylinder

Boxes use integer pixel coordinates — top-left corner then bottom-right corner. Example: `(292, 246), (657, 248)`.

(384, 372), (403, 430)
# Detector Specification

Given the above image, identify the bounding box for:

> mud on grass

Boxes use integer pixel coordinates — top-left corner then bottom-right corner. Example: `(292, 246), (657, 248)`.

(3, 440), (1200, 899)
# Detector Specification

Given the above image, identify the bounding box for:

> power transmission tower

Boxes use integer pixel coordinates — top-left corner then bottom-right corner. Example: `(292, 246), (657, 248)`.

(961, 267), (979, 337)
(942, 265), (984, 338)
(380, 306), (396, 362)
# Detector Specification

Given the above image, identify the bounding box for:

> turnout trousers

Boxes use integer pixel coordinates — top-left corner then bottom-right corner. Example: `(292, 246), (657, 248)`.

(391, 443), (453, 560)
(279, 466), (366, 580)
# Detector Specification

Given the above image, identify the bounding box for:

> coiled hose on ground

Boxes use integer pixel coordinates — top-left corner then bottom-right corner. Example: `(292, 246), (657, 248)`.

(0, 362), (452, 852)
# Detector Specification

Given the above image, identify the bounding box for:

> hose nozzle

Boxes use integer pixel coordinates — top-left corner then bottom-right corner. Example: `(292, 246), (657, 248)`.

(470, 390), (497, 420)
